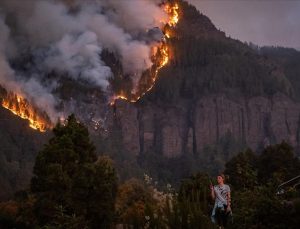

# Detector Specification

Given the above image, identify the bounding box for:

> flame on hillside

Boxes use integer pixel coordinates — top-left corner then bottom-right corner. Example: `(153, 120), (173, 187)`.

(1, 93), (52, 132)
(164, 2), (179, 27)
(0, 2), (180, 130)
(110, 2), (179, 105)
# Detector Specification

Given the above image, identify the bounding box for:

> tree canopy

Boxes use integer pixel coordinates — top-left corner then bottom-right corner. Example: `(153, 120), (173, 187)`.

(31, 114), (117, 228)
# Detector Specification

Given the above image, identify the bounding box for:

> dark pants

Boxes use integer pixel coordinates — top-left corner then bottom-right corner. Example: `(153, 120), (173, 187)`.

(215, 206), (230, 227)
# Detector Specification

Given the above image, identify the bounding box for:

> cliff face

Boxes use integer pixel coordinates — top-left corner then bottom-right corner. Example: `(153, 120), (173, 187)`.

(107, 1), (300, 158)
(1, 0), (300, 199)
(113, 93), (300, 157)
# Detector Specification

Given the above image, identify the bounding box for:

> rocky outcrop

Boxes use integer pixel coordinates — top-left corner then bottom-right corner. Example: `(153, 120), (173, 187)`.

(113, 93), (300, 157)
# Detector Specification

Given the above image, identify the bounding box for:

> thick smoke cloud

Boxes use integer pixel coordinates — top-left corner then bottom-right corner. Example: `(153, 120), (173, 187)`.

(0, 14), (61, 120)
(0, 0), (167, 121)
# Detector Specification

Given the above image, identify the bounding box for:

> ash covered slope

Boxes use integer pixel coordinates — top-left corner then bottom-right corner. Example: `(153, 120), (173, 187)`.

(110, 0), (300, 159)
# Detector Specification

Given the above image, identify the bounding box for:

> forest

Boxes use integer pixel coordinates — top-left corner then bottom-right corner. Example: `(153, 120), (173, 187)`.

(0, 115), (299, 228)
(0, 1), (300, 228)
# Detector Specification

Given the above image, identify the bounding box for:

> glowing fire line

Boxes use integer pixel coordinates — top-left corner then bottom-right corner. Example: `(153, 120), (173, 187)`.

(1, 94), (52, 132)
(1, 2), (180, 131)
(111, 2), (179, 105)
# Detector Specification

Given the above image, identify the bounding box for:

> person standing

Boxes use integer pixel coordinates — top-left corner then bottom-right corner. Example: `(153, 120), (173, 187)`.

(210, 174), (232, 229)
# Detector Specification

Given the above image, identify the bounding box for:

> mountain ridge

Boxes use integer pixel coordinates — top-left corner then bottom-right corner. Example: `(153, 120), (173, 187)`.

(1, 0), (300, 198)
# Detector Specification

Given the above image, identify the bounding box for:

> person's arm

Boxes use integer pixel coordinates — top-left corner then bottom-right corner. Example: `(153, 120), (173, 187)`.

(210, 185), (215, 200)
(227, 190), (231, 211)
(227, 192), (231, 206)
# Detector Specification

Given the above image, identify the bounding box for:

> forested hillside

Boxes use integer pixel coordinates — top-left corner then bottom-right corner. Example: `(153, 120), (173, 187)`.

(1, 0), (300, 201)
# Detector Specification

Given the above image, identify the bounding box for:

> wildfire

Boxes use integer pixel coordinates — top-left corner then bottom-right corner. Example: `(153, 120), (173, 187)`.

(164, 3), (179, 27)
(111, 2), (179, 105)
(158, 45), (169, 69)
(1, 93), (52, 132)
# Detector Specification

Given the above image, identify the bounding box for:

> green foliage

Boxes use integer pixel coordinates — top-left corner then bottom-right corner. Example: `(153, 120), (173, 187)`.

(225, 142), (300, 191)
(178, 173), (212, 214)
(224, 142), (300, 229)
(258, 141), (300, 184)
(31, 115), (117, 228)
(230, 186), (300, 229)
(115, 179), (155, 228)
(147, 38), (291, 103)
(138, 151), (196, 187)
(225, 149), (258, 190)
(138, 132), (245, 187)
(199, 132), (246, 175)
(260, 46), (300, 101)
(164, 173), (215, 229)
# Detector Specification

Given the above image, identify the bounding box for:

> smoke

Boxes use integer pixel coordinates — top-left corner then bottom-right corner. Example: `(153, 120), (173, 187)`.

(0, 0), (167, 122)
(101, 0), (167, 32)
(0, 14), (59, 122)
(44, 31), (111, 88)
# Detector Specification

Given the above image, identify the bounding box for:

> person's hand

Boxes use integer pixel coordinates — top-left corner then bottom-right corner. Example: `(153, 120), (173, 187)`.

(226, 205), (231, 213)
(210, 184), (213, 191)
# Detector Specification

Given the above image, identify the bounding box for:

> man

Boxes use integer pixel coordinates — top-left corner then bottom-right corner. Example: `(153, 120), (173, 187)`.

(210, 174), (232, 229)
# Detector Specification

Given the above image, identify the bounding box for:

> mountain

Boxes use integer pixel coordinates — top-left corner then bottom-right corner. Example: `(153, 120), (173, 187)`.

(0, 105), (49, 200)
(1, 0), (300, 198)
(104, 1), (300, 180)
(107, 1), (299, 154)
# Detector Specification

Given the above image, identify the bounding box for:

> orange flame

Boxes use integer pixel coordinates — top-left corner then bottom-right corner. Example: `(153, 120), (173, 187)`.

(164, 3), (179, 27)
(1, 93), (52, 132)
(111, 2), (179, 105)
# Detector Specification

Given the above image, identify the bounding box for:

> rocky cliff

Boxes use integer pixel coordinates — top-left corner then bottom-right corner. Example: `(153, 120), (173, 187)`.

(112, 93), (300, 157)
(1, 0), (300, 199)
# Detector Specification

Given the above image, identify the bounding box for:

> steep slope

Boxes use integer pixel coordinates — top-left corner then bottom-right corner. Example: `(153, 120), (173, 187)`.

(112, 93), (300, 156)
(1, 0), (300, 197)
(109, 0), (300, 159)
(0, 106), (49, 200)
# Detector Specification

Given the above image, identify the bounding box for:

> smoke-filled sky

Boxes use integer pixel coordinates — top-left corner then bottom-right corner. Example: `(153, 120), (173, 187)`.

(1, 0), (299, 124)
(188, 0), (300, 49)
(0, 0), (168, 121)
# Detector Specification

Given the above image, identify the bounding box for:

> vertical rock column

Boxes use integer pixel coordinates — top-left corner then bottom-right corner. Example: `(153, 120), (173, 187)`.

(114, 100), (140, 156)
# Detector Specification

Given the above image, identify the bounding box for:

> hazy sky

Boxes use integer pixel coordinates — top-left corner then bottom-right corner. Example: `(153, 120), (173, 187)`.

(187, 0), (300, 49)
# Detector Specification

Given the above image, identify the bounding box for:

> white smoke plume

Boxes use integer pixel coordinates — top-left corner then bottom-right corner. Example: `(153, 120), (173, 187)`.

(0, 14), (61, 122)
(0, 0), (167, 122)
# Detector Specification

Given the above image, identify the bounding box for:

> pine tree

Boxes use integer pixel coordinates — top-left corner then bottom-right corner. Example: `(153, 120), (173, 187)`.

(31, 114), (117, 228)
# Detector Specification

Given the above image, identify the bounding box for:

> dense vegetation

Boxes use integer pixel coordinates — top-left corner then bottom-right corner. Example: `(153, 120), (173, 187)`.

(103, 0), (295, 104)
(0, 116), (299, 228)
(259, 46), (300, 101)
(1, 0), (300, 200)
(141, 1), (293, 103)
(0, 115), (117, 228)
(0, 1), (300, 227)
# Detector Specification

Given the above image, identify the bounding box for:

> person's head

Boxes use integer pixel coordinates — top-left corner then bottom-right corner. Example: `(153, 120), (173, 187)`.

(217, 174), (225, 185)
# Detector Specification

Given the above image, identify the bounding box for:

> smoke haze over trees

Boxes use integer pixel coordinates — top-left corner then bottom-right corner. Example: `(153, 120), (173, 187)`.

(0, 0), (168, 121)
(0, 1), (300, 227)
